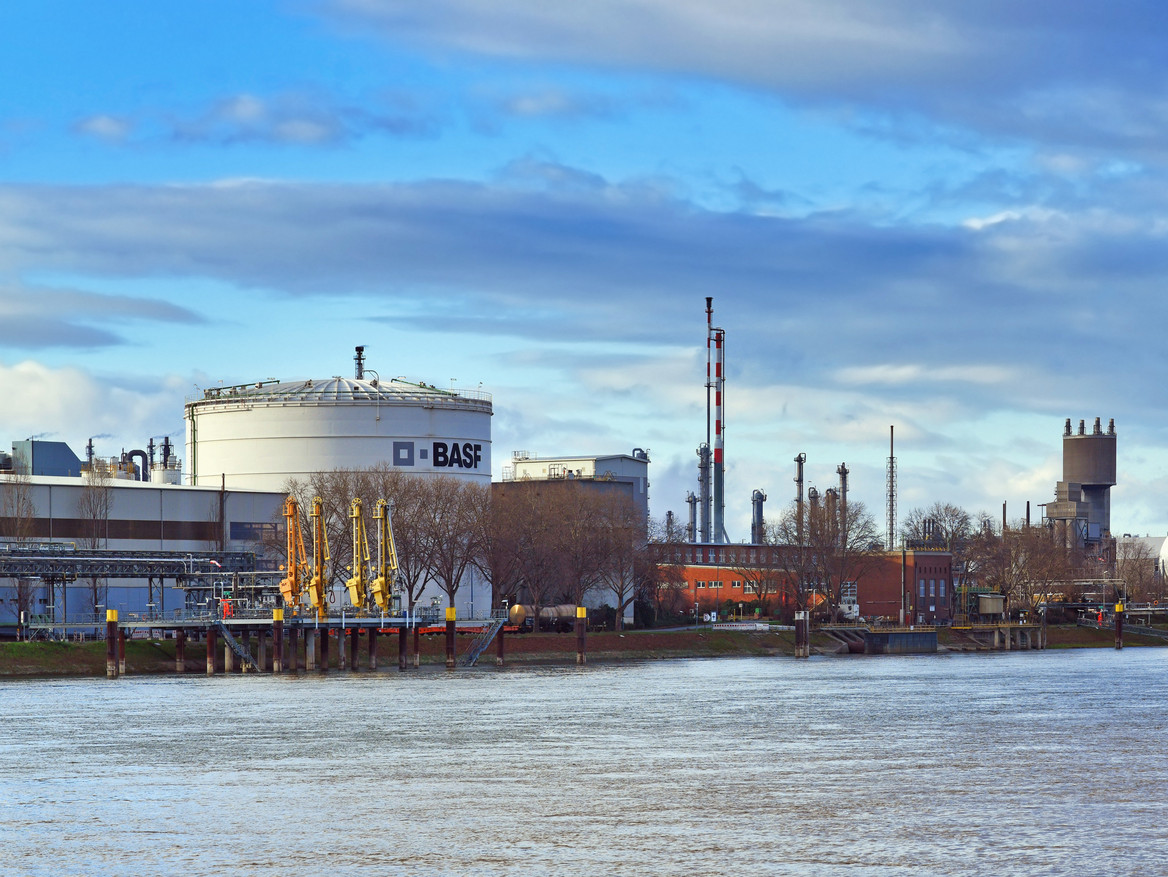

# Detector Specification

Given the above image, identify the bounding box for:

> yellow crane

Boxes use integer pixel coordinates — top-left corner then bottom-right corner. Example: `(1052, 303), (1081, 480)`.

(369, 499), (399, 613)
(346, 497), (371, 609)
(278, 496), (309, 612)
(307, 496), (331, 619)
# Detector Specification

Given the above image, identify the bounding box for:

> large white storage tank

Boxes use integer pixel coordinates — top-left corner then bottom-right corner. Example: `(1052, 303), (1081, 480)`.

(184, 358), (492, 491)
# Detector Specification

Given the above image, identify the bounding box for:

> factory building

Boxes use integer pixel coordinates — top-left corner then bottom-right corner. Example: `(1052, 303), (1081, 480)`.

(1043, 417), (1116, 555)
(501, 449), (650, 523)
(185, 347), (492, 492)
(0, 439), (285, 626)
(658, 543), (952, 625)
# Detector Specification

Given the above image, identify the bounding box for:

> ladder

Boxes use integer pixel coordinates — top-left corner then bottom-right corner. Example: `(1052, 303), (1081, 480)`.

(460, 615), (507, 667)
(214, 621), (262, 672)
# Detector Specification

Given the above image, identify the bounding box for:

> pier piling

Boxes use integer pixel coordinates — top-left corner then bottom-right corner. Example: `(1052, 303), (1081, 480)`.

(445, 607), (456, 670)
(575, 607), (587, 665)
(105, 610), (118, 679)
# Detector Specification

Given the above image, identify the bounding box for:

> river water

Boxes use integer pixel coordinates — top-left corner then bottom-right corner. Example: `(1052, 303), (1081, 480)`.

(2, 649), (1166, 876)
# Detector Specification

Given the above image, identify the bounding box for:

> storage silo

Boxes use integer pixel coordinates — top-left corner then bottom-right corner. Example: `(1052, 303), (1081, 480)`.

(184, 356), (492, 491)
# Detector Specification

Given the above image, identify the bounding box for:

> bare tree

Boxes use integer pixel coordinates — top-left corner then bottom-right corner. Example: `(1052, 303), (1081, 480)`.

(1115, 539), (1160, 604)
(424, 477), (488, 610)
(1, 468), (39, 626)
(471, 485), (526, 613)
(597, 492), (649, 631)
(76, 464), (113, 615)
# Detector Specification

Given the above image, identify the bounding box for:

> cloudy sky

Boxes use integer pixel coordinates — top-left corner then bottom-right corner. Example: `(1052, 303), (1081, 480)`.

(2, 1), (1165, 539)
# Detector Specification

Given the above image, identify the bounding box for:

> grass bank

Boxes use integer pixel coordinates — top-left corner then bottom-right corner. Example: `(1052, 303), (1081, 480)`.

(0, 624), (1161, 678)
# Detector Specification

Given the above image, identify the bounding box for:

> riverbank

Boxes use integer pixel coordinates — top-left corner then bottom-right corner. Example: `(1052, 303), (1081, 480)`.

(1, 624), (1163, 677)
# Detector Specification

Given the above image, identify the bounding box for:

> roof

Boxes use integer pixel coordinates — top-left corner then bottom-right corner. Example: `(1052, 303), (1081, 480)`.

(187, 376), (492, 410)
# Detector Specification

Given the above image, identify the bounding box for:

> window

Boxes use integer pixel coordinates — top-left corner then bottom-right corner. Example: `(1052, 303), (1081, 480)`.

(929, 580), (936, 598)
(918, 580), (926, 598)
(696, 581), (706, 589)
(939, 579), (946, 597)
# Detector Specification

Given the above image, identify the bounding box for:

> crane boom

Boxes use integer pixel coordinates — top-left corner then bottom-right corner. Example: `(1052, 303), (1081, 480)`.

(370, 499), (399, 612)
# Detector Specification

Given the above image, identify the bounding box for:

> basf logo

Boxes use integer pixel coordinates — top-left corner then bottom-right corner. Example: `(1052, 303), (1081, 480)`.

(393, 440), (484, 470)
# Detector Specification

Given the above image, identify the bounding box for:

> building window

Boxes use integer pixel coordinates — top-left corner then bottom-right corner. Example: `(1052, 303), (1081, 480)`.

(929, 580), (936, 597)
(939, 579), (946, 597)
(918, 580), (926, 598)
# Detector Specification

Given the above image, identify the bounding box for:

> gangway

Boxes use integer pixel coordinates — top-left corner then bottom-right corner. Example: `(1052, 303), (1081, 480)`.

(213, 620), (262, 672)
(460, 614), (507, 667)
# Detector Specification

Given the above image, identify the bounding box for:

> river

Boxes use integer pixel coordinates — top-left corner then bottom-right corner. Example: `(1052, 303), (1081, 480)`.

(1, 648), (1165, 876)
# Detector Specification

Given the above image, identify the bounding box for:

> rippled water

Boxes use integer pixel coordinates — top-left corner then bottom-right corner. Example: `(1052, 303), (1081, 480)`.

(2, 649), (1166, 876)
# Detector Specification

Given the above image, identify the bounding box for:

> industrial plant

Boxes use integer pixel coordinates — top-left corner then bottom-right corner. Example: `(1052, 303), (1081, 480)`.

(1, 304), (1165, 665)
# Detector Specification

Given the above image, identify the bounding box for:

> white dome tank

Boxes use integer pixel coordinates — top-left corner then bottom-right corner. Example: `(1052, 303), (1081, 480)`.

(184, 374), (492, 490)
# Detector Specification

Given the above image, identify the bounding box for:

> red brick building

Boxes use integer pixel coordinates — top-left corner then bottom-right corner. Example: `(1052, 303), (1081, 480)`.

(657, 543), (953, 624)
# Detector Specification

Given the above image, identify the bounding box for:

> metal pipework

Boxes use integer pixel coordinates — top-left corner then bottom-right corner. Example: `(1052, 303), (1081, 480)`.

(346, 498), (370, 608)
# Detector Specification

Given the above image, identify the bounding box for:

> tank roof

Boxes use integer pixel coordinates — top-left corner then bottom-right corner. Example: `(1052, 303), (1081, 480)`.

(188, 376), (492, 409)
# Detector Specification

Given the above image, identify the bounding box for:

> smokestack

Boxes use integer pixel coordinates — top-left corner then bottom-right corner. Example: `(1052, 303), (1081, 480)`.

(751, 489), (767, 544)
(705, 297), (727, 543)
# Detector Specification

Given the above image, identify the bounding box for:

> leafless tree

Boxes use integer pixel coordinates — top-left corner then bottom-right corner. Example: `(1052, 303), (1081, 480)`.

(1, 468), (39, 625)
(596, 492), (649, 631)
(1116, 539), (1161, 604)
(76, 464), (114, 615)
(424, 477), (488, 609)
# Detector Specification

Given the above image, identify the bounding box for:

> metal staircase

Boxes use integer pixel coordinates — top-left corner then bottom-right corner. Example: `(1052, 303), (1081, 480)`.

(214, 621), (262, 672)
(460, 615), (507, 667)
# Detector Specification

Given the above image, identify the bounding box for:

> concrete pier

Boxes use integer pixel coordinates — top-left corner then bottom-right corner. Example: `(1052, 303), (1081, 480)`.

(175, 630), (186, 673)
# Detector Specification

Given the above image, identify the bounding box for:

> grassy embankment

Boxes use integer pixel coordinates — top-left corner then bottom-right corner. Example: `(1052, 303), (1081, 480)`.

(0, 624), (1161, 677)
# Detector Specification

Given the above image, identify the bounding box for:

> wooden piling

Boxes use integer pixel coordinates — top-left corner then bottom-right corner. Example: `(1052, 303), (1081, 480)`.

(398, 625), (408, 672)
(319, 627), (329, 672)
(348, 628), (359, 672)
(105, 610), (119, 679)
(367, 629), (378, 671)
(496, 624), (505, 667)
(289, 625), (299, 672)
(118, 627), (126, 675)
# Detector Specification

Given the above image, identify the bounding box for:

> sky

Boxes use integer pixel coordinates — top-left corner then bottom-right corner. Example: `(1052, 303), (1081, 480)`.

(2, 1), (1166, 540)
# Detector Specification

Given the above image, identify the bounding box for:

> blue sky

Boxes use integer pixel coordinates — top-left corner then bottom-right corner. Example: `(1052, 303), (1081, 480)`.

(2, 0), (1166, 539)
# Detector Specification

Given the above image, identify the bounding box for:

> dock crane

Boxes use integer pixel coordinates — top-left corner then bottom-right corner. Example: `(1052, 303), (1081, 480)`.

(278, 496), (309, 612)
(307, 496), (331, 619)
(369, 499), (399, 613)
(346, 498), (370, 609)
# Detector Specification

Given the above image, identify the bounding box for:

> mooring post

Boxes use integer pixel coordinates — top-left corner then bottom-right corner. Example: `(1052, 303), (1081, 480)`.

(224, 638), (236, 674)
(575, 606), (587, 665)
(206, 625), (217, 676)
(445, 607), (457, 670)
(289, 625), (299, 672)
(241, 629), (251, 672)
(272, 609), (284, 674)
(367, 628), (378, 671)
(496, 623), (505, 667)
(338, 626), (347, 671)
(413, 626), (421, 669)
(398, 624), (408, 672)
(175, 630), (186, 674)
(105, 610), (119, 679)
(1116, 602), (1124, 650)
(320, 626), (330, 672)
(348, 628), (359, 672)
